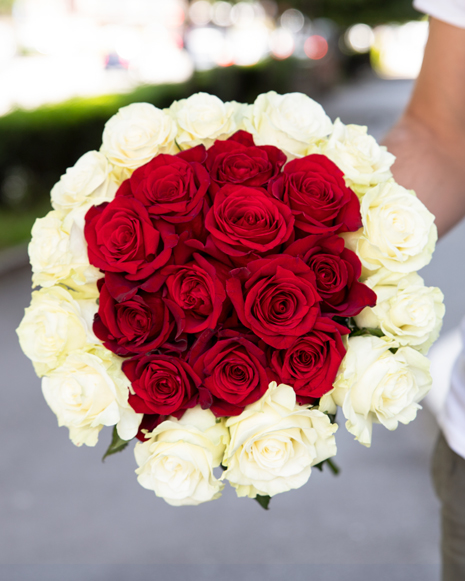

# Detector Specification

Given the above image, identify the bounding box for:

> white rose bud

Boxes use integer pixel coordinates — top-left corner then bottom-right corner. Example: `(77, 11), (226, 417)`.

(222, 382), (337, 499)
(101, 103), (177, 180)
(243, 91), (332, 158)
(170, 93), (245, 148)
(51, 151), (118, 212)
(134, 407), (229, 506)
(29, 207), (101, 293)
(321, 118), (395, 196)
(332, 336), (432, 447)
(42, 347), (141, 447)
(16, 285), (98, 377)
(355, 273), (444, 353)
(355, 181), (437, 274)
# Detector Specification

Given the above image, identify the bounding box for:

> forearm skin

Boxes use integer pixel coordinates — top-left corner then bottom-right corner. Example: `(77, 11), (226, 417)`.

(383, 18), (465, 239)
(384, 114), (465, 238)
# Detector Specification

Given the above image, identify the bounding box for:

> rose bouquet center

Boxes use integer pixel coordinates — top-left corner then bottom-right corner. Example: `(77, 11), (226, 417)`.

(18, 92), (443, 508)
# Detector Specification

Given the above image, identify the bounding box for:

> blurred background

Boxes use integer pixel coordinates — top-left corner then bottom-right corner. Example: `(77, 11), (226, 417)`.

(0, 0), (429, 246)
(1, 1), (464, 580)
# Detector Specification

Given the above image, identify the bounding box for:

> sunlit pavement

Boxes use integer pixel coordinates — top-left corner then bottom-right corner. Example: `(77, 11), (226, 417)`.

(3, 74), (465, 581)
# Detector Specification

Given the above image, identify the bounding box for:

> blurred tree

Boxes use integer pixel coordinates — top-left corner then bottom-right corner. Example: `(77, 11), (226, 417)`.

(204, 0), (421, 26)
(0, 0), (14, 14)
(285, 0), (420, 25)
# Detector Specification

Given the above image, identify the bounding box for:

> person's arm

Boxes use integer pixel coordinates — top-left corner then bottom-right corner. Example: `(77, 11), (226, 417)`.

(383, 17), (465, 238)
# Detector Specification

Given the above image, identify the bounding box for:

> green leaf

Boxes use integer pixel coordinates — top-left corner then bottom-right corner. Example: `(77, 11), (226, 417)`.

(327, 412), (337, 425)
(332, 316), (350, 328)
(349, 328), (366, 337)
(254, 494), (271, 510)
(313, 458), (341, 476)
(350, 327), (384, 338)
(367, 328), (384, 337)
(102, 426), (131, 462)
(326, 458), (340, 475)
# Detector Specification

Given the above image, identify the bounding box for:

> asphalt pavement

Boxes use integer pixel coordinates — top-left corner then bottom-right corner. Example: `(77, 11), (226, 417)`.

(3, 73), (465, 581)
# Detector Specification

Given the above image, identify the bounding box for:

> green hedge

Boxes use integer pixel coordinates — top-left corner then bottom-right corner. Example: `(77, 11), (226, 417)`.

(0, 60), (298, 208)
(0, 59), (305, 249)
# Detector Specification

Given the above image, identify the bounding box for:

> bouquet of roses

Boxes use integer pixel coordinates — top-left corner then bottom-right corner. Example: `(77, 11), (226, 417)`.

(17, 91), (444, 508)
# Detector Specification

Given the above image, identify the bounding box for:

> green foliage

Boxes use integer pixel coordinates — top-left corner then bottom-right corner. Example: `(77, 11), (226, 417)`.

(255, 494), (271, 510)
(313, 458), (340, 475)
(0, 0), (14, 14)
(0, 200), (50, 249)
(102, 426), (131, 462)
(0, 59), (298, 249)
(350, 327), (384, 338)
(280, 0), (420, 26)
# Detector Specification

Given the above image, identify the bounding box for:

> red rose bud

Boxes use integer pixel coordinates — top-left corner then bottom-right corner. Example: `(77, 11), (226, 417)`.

(135, 413), (167, 442)
(270, 317), (348, 403)
(227, 255), (322, 349)
(119, 145), (210, 224)
(205, 184), (294, 266)
(92, 278), (175, 357)
(123, 354), (201, 417)
(193, 335), (273, 417)
(285, 235), (377, 316)
(84, 197), (177, 280)
(160, 253), (228, 335)
(269, 153), (361, 235)
(206, 131), (286, 195)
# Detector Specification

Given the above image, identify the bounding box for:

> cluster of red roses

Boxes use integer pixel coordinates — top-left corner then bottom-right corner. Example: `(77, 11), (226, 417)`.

(84, 131), (376, 439)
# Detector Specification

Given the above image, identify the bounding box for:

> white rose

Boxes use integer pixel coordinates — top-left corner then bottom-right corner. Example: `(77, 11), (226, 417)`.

(42, 347), (141, 447)
(16, 285), (98, 377)
(332, 336), (432, 447)
(134, 407), (229, 506)
(355, 273), (444, 353)
(222, 382), (337, 498)
(355, 181), (437, 274)
(321, 118), (395, 195)
(29, 207), (101, 292)
(101, 103), (177, 180)
(51, 151), (118, 212)
(353, 271), (422, 323)
(362, 266), (421, 288)
(243, 91), (332, 158)
(170, 93), (245, 148)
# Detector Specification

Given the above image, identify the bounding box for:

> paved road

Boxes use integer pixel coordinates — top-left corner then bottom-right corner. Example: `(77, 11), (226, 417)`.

(3, 74), (465, 581)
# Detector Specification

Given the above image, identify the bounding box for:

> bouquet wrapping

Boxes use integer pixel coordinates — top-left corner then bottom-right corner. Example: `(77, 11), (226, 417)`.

(17, 92), (444, 507)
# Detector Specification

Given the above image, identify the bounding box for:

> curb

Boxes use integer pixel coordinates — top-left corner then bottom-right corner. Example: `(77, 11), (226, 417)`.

(0, 242), (29, 277)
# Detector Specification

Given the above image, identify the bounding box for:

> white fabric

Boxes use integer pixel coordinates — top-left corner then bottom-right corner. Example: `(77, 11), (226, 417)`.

(425, 327), (462, 417)
(414, 0), (465, 459)
(439, 320), (465, 459)
(414, 0), (465, 28)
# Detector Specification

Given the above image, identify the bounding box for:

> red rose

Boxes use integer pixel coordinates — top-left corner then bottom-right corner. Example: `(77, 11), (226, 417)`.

(206, 131), (286, 195)
(270, 317), (348, 403)
(84, 197), (177, 280)
(205, 184), (294, 265)
(227, 255), (321, 349)
(285, 235), (377, 316)
(192, 333), (272, 416)
(269, 154), (361, 235)
(160, 253), (228, 335)
(123, 354), (201, 416)
(92, 278), (175, 357)
(119, 145), (210, 224)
